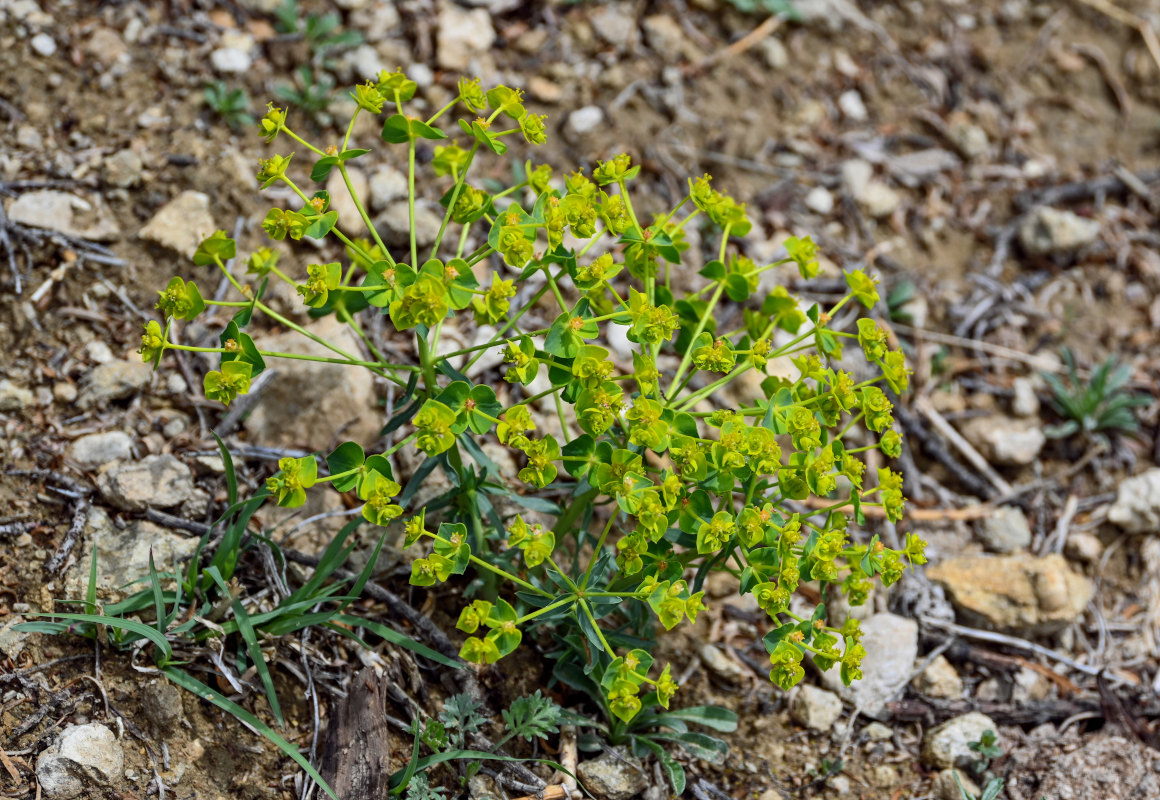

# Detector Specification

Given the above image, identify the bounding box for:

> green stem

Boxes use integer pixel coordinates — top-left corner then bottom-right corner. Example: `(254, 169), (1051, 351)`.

(407, 138), (418, 268)
(429, 141), (479, 260)
(341, 107), (359, 152)
(665, 282), (725, 399)
(516, 597), (575, 626)
(466, 554), (552, 598)
(339, 162), (391, 261)
(580, 514), (617, 591)
(282, 127), (327, 158)
(578, 599), (614, 654)
(675, 362), (754, 412)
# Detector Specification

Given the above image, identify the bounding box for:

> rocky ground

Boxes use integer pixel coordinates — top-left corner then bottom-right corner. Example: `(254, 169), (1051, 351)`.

(2, 0), (1160, 798)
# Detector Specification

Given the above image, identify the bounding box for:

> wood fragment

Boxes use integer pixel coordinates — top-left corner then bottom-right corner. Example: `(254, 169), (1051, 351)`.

(318, 666), (394, 799)
(1073, 0), (1160, 76)
(44, 497), (89, 576)
(914, 395), (1013, 496)
(685, 15), (783, 76)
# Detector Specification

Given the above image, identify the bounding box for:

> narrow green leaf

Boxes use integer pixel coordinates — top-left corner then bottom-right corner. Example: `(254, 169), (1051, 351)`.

(163, 667), (337, 800)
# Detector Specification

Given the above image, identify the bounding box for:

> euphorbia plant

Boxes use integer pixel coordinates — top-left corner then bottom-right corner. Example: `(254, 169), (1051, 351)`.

(143, 70), (924, 724)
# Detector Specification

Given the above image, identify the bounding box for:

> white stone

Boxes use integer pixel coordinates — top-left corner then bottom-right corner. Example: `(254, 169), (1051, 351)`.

(344, 44), (384, 80)
(369, 166), (408, 212)
(1065, 531), (1103, 564)
(804, 186), (834, 215)
(78, 360), (151, 410)
(104, 149), (143, 188)
(922, 713), (998, 769)
(841, 159), (874, 198)
(790, 685), (843, 731)
(951, 123), (989, 160)
(84, 340), (114, 364)
(31, 32), (57, 56)
(70, 507), (200, 592)
(464, 324), (505, 379)
(138, 191), (216, 258)
(436, 4), (495, 72)
(590, 4), (639, 51)
(698, 642), (751, 684)
(642, 14), (703, 61)
(16, 125), (42, 149)
(1019, 207), (1101, 256)
(838, 89), (868, 121)
(0, 379), (34, 412)
(977, 506), (1031, 553)
(69, 431), (133, 468)
(6, 190), (120, 241)
(326, 167), (370, 236)
(568, 106), (604, 136)
(857, 181), (902, 218)
(246, 317), (381, 450)
(821, 613), (918, 720)
(376, 200), (442, 248)
(933, 769), (980, 800)
(1012, 376), (1039, 416)
(210, 31), (254, 74)
(759, 38), (789, 70)
(1108, 469), (1160, 533)
(210, 47), (251, 73)
(36, 724), (124, 799)
(97, 455), (194, 511)
(962, 415), (1045, 466)
(912, 655), (963, 698)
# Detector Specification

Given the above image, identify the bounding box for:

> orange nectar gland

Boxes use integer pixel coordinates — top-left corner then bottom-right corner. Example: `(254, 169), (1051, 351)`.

(463, 398), (477, 411)
(818, 311), (832, 325)
(789, 630), (805, 643)
(813, 619), (825, 630)
(569, 316), (585, 331)
(874, 540), (886, 553)
(502, 620), (517, 634)
(223, 338), (242, 353)
(309, 197), (326, 213)
(474, 117), (491, 130)
(325, 144), (339, 156)
(445, 263), (460, 279)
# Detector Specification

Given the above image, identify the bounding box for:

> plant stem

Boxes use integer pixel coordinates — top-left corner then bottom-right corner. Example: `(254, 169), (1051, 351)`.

(580, 514), (617, 590)
(664, 282), (725, 399)
(579, 599), (615, 654)
(429, 141), (479, 260)
(407, 138), (418, 268)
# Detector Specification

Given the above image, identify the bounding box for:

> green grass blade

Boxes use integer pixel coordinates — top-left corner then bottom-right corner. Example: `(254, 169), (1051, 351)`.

(331, 614), (464, 670)
(148, 551), (167, 637)
(85, 545), (98, 615)
(206, 568), (284, 728)
(282, 516), (361, 607)
(28, 612), (172, 664)
(163, 666), (337, 800)
(212, 431), (239, 508)
(341, 529), (388, 610)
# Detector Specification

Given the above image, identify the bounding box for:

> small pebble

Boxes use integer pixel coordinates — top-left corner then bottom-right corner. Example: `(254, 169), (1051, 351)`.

(31, 33), (56, 56)
(805, 187), (835, 215)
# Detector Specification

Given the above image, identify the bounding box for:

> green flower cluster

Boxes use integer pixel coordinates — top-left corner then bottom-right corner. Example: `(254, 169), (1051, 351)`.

(142, 70), (924, 722)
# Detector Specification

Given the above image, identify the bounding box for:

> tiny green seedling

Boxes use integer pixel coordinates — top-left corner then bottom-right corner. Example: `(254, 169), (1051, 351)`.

(204, 81), (253, 131)
(1043, 347), (1149, 441)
